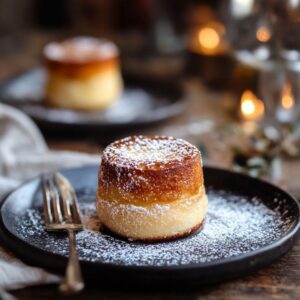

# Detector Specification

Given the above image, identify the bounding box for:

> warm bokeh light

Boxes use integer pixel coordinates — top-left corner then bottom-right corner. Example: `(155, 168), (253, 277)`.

(190, 22), (228, 56)
(242, 99), (256, 115)
(198, 27), (220, 50)
(281, 82), (294, 110)
(256, 26), (271, 42)
(240, 90), (264, 120)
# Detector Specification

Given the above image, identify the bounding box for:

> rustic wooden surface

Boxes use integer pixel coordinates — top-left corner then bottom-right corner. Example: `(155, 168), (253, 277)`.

(1, 34), (299, 300)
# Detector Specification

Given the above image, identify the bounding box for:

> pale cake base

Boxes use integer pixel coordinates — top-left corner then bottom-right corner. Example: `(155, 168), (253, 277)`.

(45, 68), (123, 110)
(96, 191), (208, 241)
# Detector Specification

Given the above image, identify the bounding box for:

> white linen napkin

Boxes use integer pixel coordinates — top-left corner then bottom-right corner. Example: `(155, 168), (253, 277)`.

(0, 103), (99, 290)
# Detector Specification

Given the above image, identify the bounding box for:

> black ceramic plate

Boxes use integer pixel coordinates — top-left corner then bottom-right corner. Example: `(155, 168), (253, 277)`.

(0, 166), (299, 287)
(0, 69), (184, 136)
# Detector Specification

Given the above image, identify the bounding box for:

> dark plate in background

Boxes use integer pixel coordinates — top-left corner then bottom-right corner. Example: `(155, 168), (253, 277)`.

(0, 69), (185, 139)
(0, 166), (299, 288)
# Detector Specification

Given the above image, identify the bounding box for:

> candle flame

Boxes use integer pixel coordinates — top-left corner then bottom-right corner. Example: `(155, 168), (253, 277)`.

(198, 27), (220, 50)
(256, 26), (271, 43)
(240, 90), (264, 120)
(281, 82), (294, 110)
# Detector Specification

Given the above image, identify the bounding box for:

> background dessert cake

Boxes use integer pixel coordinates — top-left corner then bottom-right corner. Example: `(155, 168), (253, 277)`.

(43, 36), (123, 110)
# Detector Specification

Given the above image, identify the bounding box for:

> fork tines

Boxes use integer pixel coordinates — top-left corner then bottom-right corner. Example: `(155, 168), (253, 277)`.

(42, 173), (83, 231)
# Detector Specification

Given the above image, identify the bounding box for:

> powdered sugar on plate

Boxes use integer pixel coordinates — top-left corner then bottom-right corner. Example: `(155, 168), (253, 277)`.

(14, 188), (294, 267)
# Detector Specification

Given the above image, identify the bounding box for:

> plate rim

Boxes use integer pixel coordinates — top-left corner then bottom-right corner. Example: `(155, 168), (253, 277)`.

(0, 165), (299, 274)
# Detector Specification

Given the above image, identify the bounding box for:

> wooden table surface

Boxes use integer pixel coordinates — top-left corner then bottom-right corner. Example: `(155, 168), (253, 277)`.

(1, 35), (299, 299)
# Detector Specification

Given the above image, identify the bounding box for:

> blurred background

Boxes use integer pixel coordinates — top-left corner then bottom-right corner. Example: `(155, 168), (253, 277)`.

(0, 0), (300, 196)
(0, 0), (223, 78)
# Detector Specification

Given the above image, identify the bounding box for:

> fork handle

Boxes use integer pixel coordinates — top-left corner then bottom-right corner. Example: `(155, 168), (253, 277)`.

(59, 229), (84, 294)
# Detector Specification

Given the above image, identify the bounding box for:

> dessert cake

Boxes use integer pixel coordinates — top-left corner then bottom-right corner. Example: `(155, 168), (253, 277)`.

(97, 135), (208, 241)
(43, 36), (123, 110)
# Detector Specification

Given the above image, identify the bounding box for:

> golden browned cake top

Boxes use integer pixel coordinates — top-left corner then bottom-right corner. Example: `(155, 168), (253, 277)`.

(43, 37), (118, 64)
(99, 136), (203, 204)
(103, 135), (200, 171)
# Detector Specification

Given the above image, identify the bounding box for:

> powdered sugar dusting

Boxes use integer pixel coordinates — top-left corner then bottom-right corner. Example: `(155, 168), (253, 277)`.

(104, 135), (199, 169)
(44, 37), (118, 63)
(14, 189), (294, 267)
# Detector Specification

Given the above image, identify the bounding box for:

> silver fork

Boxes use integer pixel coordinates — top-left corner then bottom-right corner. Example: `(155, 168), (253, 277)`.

(42, 173), (84, 294)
